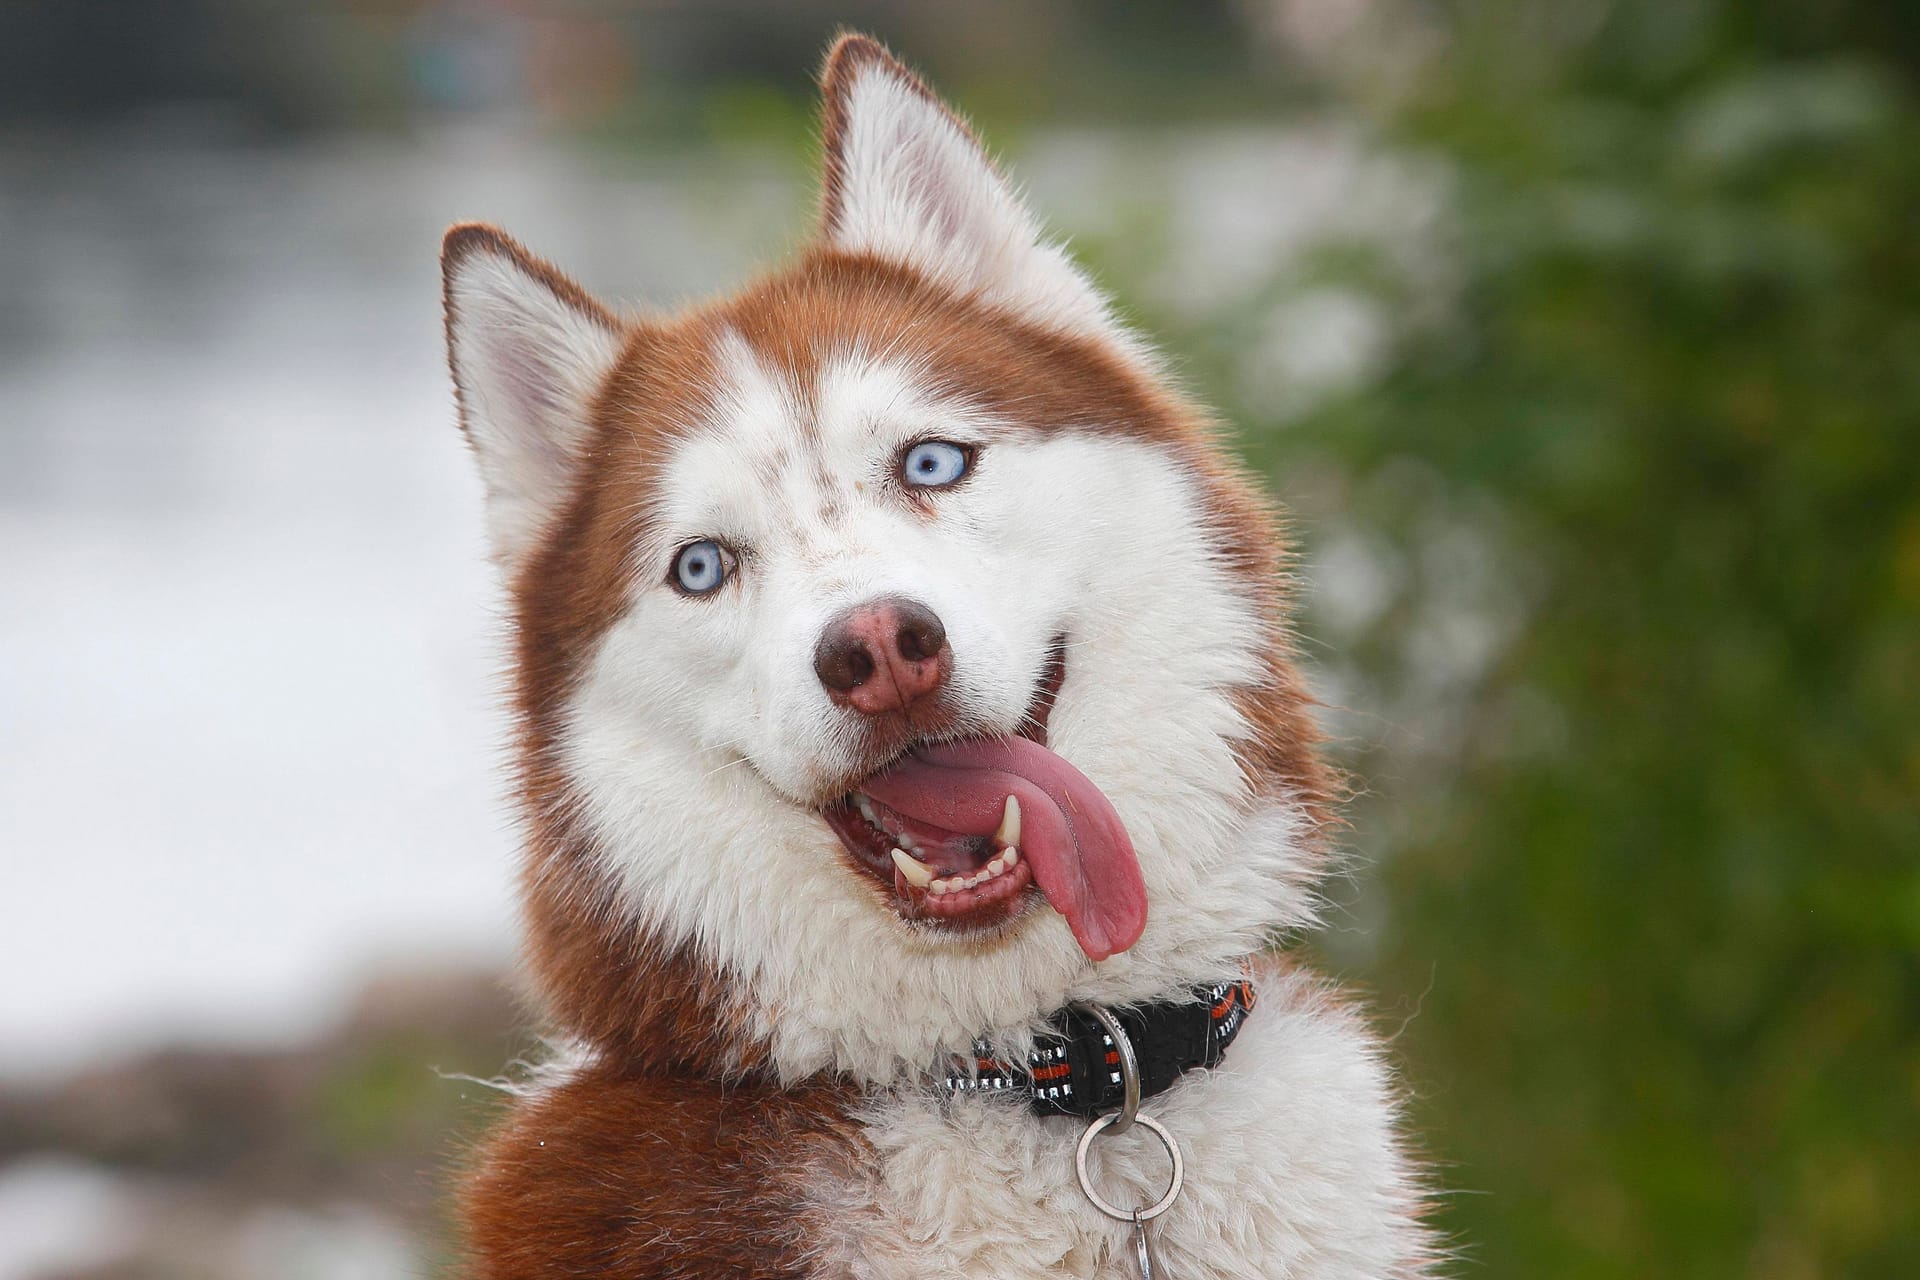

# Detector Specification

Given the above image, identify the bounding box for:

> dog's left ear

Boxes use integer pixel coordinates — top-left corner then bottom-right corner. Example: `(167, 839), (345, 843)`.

(818, 34), (1127, 345)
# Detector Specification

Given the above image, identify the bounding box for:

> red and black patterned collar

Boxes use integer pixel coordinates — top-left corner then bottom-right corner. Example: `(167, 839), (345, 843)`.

(943, 979), (1257, 1119)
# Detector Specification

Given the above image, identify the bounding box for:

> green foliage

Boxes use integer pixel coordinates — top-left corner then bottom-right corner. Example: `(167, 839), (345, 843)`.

(1162, 3), (1920, 1275)
(313, 1033), (501, 1159)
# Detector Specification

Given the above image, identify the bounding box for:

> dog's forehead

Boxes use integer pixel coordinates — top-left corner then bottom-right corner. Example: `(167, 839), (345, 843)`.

(654, 327), (989, 540)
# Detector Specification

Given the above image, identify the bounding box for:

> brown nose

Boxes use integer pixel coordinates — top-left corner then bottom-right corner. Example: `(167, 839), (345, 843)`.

(813, 596), (950, 715)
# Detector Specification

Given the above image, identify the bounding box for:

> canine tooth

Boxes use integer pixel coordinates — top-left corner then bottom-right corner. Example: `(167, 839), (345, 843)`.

(995, 795), (1021, 847)
(890, 847), (934, 889)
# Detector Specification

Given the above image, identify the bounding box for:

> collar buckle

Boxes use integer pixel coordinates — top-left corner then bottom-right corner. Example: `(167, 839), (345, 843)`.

(941, 977), (1257, 1120)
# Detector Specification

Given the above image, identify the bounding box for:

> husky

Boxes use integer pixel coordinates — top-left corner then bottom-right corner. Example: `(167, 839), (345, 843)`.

(441, 33), (1435, 1280)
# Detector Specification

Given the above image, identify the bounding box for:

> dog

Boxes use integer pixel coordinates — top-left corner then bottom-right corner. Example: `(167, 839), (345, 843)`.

(441, 33), (1435, 1279)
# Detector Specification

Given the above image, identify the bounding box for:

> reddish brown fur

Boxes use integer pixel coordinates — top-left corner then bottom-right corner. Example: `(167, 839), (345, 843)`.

(452, 33), (1333, 1275)
(463, 1060), (866, 1278)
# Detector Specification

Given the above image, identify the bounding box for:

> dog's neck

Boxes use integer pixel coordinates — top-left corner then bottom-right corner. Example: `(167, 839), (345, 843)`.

(944, 977), (1258, 1117)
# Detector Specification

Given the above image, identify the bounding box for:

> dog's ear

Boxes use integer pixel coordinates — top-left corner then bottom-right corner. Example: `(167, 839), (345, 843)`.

(817, 34), (1126, 345)
(441, 223), (625, 566)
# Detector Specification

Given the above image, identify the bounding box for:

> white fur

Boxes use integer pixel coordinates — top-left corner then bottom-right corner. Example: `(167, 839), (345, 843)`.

(825, 55), (1144, 358)
(444, 244), (626, 564)
(562, 338), (1315, 1081)
(806, 969), (1432, 1279)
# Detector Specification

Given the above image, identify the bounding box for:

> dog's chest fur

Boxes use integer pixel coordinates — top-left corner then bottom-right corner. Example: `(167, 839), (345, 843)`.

(806, 968), (1429, 1280)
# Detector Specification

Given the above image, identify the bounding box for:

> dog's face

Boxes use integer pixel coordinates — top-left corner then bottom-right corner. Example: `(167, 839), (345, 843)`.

(443, 38), (1328, 1080)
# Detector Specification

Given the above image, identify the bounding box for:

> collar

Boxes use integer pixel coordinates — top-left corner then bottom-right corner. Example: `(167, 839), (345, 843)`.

(941, 978), (1256, 1119)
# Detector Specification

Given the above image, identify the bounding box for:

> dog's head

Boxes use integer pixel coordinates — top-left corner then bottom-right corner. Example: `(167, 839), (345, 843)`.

(442, 36), (1330, 1081)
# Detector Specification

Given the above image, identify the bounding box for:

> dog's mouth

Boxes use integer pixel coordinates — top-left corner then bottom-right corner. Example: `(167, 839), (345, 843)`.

(821, 640), (1148, 961)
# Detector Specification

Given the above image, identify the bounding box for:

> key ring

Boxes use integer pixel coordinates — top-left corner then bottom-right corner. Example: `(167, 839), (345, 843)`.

(1073, 1110), (1185, 1222)
(1069, 1004), (1183, 1276)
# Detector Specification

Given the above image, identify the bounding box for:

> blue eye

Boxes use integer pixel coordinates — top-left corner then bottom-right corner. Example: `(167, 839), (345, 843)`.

(902, 440), (972, 489)
(671, 540), (734, 595)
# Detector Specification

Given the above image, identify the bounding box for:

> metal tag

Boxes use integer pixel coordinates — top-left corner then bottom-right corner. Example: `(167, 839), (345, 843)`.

(1130, 1211), (1160, 1280)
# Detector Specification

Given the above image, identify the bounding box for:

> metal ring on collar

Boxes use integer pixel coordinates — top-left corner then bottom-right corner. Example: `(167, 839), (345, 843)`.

(1076, 1003), (1141, 1133)
(1073, 1111), (1185, 1223)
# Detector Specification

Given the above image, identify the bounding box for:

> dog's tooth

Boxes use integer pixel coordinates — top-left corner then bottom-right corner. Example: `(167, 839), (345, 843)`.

(995, 795), (1021, 847)
(890, 847), (934, 889)
(985, 855), (1007, 877)
(1003, 845), (1020, 867)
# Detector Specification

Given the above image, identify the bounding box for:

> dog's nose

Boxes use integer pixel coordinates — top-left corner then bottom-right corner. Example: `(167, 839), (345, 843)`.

(813, 596), (949, 714)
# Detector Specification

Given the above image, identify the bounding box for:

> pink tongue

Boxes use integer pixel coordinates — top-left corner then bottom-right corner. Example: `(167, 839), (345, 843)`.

(859, 737), (1146, 960)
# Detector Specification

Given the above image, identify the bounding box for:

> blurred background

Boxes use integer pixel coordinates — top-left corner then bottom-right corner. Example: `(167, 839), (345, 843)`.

(2, 1), (1914, 1276)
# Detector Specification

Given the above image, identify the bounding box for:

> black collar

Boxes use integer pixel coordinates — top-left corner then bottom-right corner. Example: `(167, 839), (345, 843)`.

(942, 979), (1256, 1119)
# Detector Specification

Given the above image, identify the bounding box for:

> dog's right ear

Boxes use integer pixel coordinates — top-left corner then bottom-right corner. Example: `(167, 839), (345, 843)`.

(441, 223), (625, 566)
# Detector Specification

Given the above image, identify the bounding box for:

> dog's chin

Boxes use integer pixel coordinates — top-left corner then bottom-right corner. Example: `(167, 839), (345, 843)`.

(820, 640), (1067, 941)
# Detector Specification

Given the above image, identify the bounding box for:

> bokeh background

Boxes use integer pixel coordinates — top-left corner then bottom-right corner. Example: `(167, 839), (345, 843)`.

(3, 1), (1915, 1276)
